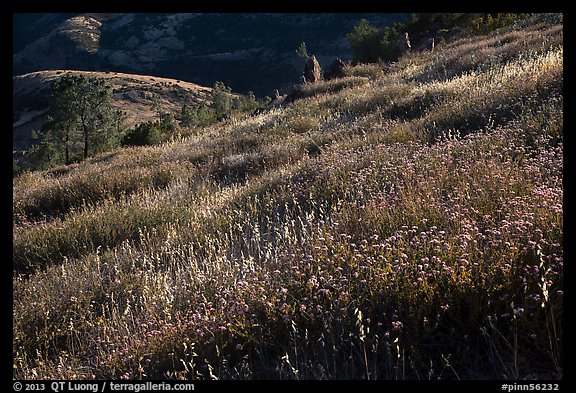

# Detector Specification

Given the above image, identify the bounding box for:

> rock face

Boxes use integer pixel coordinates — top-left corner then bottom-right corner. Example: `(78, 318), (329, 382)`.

(397, 32), (412, 54)
(303, 55), (322, 84)
(324, 58), (346, 80)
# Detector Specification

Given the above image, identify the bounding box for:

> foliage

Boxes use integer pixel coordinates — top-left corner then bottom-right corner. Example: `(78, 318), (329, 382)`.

(180, 88), (265, 129)
(296, 41), (310, 59)
(470, 13), (527, 35)
(236, 91), (263, 113)
(23, 73), (124, 171)
(210, 81), (234, 120)
(121, 121), (164, 146)
(347, 18), (394, 63)
(347, 13), (532, 64)
(407, 13), (481, 43)
(151, 94), (179, 132)
(179, 105), (218, 128)
(51, 74), (115, 158)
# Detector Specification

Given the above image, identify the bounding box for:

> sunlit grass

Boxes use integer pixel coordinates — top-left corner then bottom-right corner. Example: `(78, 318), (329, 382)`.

(13, 14), (562, 380)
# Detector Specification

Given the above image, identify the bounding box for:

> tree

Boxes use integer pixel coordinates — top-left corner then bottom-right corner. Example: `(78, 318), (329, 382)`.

(90, 108), (127, 153)
(160, 112), (178, 132)
(24, 73), (125, 171)
(40, 115), (76, 165)
(111, 109), (128, 143)
(407, 13), (481, 42)
(25, 129), (59, 170)
(237, 91), (262, 113)
(296, 42), (310, 60)
(51, 73), (114, 160)
(150, 93), (167, 124)
(347, 14), (493, 65)
(347, 19), (388, 63)
(210, 81), (234, 120)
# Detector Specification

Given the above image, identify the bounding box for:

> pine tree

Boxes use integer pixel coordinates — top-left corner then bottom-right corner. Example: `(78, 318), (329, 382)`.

(51, 73), (114, 160)
(210, 81), (233, 120)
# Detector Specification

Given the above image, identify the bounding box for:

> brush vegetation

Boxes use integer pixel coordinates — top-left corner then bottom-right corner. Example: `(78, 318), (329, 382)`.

(13, 14), (562, 380)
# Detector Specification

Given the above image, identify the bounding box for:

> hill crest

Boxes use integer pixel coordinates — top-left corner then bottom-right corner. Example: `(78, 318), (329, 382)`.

(13, 13), (409, 96)
(13, 69), (213, 155)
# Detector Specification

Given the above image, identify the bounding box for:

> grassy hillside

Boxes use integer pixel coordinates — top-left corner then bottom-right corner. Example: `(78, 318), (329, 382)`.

(13, 14), (563, 380)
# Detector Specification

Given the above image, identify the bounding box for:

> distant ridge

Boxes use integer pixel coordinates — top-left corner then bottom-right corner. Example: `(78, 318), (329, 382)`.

(13, 13), (409, 96)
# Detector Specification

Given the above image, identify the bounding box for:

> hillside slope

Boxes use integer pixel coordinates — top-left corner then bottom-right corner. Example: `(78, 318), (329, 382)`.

(13, 13), (409, 96)
(13, 70), (212, 156)
(13, 14), (563, 380)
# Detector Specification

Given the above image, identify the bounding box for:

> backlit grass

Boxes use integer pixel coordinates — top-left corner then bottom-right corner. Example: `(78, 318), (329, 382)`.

(13, 14), (562, 380)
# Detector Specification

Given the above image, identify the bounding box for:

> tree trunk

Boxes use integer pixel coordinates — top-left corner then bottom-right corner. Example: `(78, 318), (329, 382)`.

(65, 127), (70, 165)
(82, 117), (89, 159)
(84, 130), (89, 159)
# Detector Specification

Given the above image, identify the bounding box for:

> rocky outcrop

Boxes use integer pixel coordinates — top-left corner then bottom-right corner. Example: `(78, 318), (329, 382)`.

(253, 89), (287, 114)
(324, 58), (346, 80)
(397, 32), (412, 54)
(303, 55), (322, 84)
(425, 37), (435, 52)
(265, 89), (286, 108)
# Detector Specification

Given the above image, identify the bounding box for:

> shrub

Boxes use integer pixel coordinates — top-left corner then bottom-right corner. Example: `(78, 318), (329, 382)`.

(179, 105), (218, 128)
(470, 13), (527, 35)
(211, 81), (234, 120)
(288, 115), (320, 134)
(121, 122), (164, 146)
(347, 19), (400, 63)
(347, 13), (531, 65)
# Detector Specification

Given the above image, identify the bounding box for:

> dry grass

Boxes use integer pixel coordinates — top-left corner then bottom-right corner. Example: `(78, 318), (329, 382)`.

(13, 14), (562, 380)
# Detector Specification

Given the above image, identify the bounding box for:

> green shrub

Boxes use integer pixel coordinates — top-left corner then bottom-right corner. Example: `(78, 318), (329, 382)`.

(211, 81), (234, 120)
(470, 13), (527, 35)
(346, 13), (530, 65)
(179, 105), (218, 128)
(347, 19), (401, 63)
(121, 122), (164, 146)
